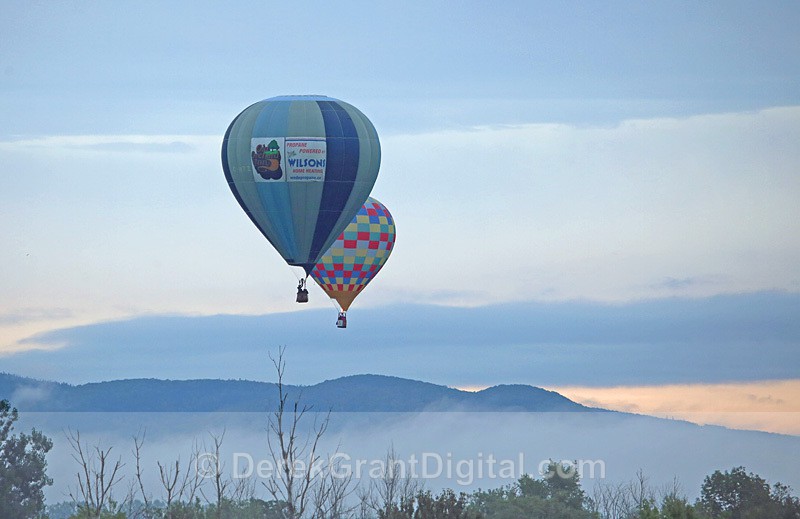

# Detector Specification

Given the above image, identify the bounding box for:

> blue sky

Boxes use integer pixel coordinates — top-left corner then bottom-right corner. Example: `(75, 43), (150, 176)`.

(1, 2), (799, 393)
(3, 1), (799, 135)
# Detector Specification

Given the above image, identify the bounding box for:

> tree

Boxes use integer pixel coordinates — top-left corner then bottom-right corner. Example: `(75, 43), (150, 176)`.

(541, 460), (588, 510)
(470, 470), (594, 519)
(263, 347), (346, 519)
(658, 494), (699, 519)
(770, 481), (800, 519)
(376, 489), (480, 519)
(0, 398), (53, 519)
(696, 466), (800, 519)
(362, 446), (420, 519)
(200, 430), (234, 519)
(698, 466), (777, 518)
(66, 429), (125, 519)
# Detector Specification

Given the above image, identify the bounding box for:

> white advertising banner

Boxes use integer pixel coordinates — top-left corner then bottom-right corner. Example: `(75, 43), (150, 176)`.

(285, 138), (327, 182)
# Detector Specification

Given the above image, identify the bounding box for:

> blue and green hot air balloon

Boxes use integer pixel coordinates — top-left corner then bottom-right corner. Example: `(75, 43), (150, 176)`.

(221, 96), (381, 299)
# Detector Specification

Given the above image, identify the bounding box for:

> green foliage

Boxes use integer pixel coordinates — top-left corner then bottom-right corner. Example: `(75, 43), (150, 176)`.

(697, 466), (800, 518)
(637, 498), (701, 519)
(770, 481), (800, 519)
(470, 466), (595, 519)
(62, 497), (284, 519)
(157, 497), (206, 519)
(204, 497), (285, 519)
(541, 460), (588, 510)
(379, 489), (480, 519)
(0, 399), (53, 519)
(68, 507), (126, 519)
(637, 499), (660, 519)
(658, 495), (700, 519)
(516, 473), (548, 500)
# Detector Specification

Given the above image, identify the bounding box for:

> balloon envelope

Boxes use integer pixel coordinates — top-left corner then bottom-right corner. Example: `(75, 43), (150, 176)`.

(221, 96), (381, 274)
(311, 197), (395, 311)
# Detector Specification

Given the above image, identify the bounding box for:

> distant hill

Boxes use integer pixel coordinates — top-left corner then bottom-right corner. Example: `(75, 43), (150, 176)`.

(0, 372), (593, 413)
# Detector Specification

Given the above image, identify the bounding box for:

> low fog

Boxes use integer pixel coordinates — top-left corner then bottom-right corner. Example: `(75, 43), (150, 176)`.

(19, 409), (799, 506)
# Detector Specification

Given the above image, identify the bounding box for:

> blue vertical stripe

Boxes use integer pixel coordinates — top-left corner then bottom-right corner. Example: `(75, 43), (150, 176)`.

(309, 100), (359, 265)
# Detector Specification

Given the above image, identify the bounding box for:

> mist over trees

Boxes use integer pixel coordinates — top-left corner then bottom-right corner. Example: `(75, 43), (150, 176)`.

(2, 353), (799, 518)
(38, 453), (800, 519)
(4, 400), (800, 519)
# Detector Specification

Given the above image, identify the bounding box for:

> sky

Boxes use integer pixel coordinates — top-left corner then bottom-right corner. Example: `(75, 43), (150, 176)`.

(1, 2), (800, 433)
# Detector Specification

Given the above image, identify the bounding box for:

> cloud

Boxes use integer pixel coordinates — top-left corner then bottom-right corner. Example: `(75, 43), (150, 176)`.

(375, 106), (800, 304)
(2, 291), (798, 387)
(76, 141), (195, 153)
(0, 135), (211, 153)
(650, 276), (721, 291)
(0, 308), (73, 325)
(1, 107), (799, 364)
(10, 384), (52, 407)
(552, 380), (800, 435)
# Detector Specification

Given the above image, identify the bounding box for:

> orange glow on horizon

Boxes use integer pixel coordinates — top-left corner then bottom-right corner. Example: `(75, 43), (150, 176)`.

(549, 380), (800, 436)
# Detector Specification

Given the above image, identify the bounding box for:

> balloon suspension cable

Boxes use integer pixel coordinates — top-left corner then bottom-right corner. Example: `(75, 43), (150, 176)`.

(327, 296), (342, 312)
(288, 265), (304, 282)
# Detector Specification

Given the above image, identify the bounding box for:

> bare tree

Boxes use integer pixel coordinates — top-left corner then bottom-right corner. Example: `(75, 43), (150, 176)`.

(354, 490), (374, 519)
(627, 469), (655, 511)
(158, 456), (186, 515)
(131, 431), (152, 518)
(231, 470), (257, 505)
(66, 429), (125, 518)
(658, 475), (685, 503)
(200, 430), (230, 519)
(263, 347), (333, 519)
(589, 480), (634, 519)
(589, 470), (671, 519)
(311, 450), (355, 519)
(129, 433), (206, 519)
(180, 438), (205, 507)
(363, 445), (420, 518)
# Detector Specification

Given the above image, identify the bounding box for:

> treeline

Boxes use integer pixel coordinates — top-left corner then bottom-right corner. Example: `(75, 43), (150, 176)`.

(38, 462), (800, 519)
(5, 396), (800, 519)
(3, 351), (799, 519)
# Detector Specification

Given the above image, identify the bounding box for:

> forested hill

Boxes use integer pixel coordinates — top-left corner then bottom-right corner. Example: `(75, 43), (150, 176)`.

(0, 372), (594, 413)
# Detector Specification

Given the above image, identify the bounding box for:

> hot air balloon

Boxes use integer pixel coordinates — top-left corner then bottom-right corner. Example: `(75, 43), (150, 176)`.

(221, 96), (381, 301)
(310, 197), (396, 328)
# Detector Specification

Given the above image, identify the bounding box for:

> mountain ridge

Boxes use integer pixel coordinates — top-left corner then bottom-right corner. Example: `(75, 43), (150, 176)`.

(0, 371), (594, 413)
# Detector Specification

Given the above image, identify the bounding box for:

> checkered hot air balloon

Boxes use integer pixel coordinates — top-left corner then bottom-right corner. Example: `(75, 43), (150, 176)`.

(310, 198), (395, 322)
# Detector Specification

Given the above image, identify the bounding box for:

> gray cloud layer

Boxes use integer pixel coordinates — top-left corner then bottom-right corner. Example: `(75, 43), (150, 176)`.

(3, 291), (798, 387)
